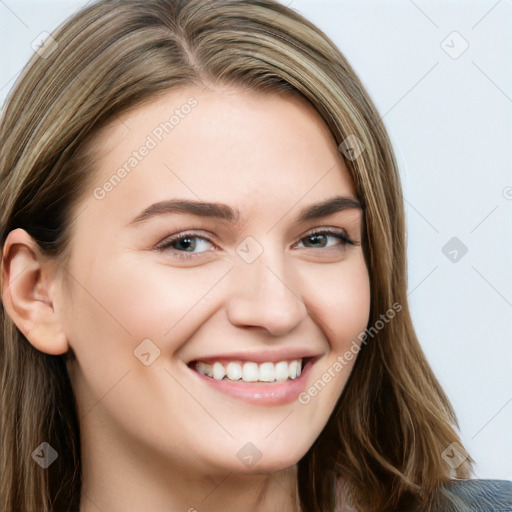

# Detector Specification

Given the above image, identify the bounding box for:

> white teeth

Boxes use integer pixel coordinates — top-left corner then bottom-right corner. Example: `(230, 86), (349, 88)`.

(259, 362), (275, 382)
(274, 361), (289, 382)
(213, 362), (225, 380)
(288, 360), (299, 379)
(242, 362), (259, 382)
(193, 359), (303, 383)
(226, 361), (242, 381)
(196, 362), (213, 377)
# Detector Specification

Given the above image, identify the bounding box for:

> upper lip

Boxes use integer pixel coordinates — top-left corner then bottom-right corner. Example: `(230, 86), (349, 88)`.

(186, 348), (323, 365)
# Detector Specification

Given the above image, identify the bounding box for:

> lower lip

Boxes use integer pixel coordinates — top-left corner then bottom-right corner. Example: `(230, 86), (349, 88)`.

(188, 359), (315, 405)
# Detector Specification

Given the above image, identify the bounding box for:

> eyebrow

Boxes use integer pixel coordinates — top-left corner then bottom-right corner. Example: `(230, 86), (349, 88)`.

(128, 195), (362, 226)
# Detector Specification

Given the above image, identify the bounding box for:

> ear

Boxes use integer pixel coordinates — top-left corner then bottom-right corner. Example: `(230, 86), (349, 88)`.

(1, 228), (69, 355)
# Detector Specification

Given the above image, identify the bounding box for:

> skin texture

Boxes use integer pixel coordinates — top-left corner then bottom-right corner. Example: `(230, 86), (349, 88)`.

(2, 86), (371, 512)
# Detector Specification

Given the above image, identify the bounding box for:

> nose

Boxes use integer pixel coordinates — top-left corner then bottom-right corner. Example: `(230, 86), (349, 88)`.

(226, 249), (308, 336)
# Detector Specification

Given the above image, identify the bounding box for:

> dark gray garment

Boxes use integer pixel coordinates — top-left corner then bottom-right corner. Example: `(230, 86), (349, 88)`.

(434, 479), (512, 512)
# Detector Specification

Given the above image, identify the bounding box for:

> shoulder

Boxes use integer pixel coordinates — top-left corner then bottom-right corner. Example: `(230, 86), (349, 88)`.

(436, 479), (512, 511)
(334, 477), (512, 512)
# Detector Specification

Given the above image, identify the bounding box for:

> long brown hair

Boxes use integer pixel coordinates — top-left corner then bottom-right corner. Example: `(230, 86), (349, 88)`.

(0, 1), (472, 510)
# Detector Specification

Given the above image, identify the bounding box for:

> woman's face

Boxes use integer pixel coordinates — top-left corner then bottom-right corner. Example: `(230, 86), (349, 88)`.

(60, 85), (370, 475)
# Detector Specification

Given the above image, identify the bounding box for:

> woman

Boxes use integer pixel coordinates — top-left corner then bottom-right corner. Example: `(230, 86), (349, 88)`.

(0, 1), (510, 511)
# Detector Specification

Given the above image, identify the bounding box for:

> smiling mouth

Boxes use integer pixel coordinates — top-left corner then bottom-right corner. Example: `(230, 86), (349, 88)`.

(187, 357), (311, 384)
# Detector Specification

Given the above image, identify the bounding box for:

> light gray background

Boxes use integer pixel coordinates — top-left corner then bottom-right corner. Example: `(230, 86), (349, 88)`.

(1, 0), (511, 480)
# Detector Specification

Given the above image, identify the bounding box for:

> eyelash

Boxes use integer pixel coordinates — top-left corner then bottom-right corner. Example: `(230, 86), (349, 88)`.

(155, 227), (355, 261)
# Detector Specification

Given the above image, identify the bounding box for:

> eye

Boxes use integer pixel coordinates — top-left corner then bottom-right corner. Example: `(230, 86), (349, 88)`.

(295, 228), (354, 250)
(155, 232), (216, 260)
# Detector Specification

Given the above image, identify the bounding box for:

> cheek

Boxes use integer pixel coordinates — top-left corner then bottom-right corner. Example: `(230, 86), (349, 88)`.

(62, 251), (232, 361)
(98, 254), (234, 341)
(61, 250), (211, 419)
(307, 256), (371, 352)
(294, 256), (370, 423)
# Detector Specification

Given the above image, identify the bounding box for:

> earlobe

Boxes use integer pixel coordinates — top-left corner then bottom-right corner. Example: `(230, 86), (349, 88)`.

(1, 228), (69, 355)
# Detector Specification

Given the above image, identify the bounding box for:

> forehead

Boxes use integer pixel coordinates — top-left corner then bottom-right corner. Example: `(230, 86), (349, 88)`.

(79, 85), (357, 225)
